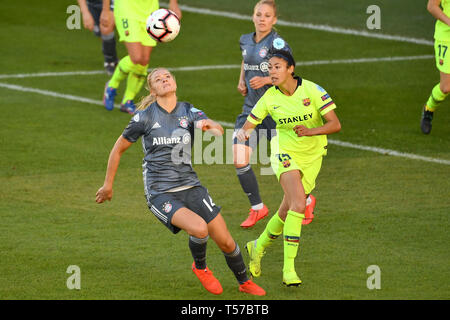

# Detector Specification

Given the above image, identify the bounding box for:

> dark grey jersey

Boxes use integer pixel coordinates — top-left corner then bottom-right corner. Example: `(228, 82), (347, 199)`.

(240, 30), (292, 114)
(122, 101), (208, 197)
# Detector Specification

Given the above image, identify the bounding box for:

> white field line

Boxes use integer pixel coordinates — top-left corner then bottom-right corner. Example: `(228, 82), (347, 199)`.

(0, 82), (120, 109)
(0, 81), (448, 166)
(163, 3), (434, 46)
(0, 55), (434, 80)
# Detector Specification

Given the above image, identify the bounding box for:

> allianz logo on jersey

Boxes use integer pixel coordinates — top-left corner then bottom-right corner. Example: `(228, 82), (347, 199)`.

(153, 132), (191, 146)
(244, 62), (269, 73)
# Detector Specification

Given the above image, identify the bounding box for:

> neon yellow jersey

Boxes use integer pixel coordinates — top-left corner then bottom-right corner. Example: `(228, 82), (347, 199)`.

(247, 78), (336, 165)
(114, 0), (159, 21)
(435, 0), (450, 41)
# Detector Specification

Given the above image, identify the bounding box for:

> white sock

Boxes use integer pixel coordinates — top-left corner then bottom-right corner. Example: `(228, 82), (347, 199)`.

(251, 203), (264, 211)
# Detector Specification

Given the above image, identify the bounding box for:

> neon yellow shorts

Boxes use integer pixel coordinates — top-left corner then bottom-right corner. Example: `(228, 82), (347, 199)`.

(271, 153), (323, 195)
(434, 40), (450, 74)
(114, 9), (158, 47)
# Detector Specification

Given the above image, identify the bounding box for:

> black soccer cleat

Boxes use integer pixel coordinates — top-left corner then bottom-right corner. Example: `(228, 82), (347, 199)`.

(421, 106), (434, 135)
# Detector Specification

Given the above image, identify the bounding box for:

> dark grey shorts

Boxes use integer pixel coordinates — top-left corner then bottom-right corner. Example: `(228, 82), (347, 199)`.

(146, 186), (221, 234)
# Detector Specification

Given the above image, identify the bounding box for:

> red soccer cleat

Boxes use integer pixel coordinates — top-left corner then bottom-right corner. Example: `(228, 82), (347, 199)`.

(239, 280), (266, 296)
(191, 262), (223, 295)
(302, 194), (316, 225)
(240, 204), (269, 228)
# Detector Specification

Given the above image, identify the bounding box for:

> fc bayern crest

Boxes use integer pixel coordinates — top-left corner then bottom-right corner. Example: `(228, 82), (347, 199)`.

(259, 46), (268, 58)
(162, 202), (172, 213)
(179, 118), (188, 128)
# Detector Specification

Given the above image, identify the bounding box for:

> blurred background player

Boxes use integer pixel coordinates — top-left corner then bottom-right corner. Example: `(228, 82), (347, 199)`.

(234, 0), (316, 228)
(102, 0), (181, 114)
(77, 0), (118, 75)
(237, 50), (341, 286)
(96, 68), (265, 296)
(421, 0), (450, 134)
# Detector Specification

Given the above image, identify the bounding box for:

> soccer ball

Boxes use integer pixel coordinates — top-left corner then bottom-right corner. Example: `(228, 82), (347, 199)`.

(146, 9), (180, 43)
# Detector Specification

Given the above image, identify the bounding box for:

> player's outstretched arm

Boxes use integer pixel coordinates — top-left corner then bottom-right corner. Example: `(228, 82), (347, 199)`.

(96, 136), (133, 203)
(196, 119), (224, 136)
(428, 0), (450, 26)
(294, 110), (341, 137)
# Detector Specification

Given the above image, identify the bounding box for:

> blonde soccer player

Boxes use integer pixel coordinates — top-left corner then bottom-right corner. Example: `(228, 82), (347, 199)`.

(234, 0), (316, 228)
(96, 68), (265, 296)
(236, 50), (341, 286)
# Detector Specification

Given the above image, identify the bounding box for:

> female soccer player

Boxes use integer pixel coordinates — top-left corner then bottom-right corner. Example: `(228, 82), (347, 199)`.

(101, 0), (181, 114)
(234, 0), (316, 228)
(96, 68), (265, 296)
(421, 0), (450, 134)
(236, 50), (341, 286)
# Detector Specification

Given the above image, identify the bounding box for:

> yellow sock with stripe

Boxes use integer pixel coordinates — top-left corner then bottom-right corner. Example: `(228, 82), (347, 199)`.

(108, 55), (134, 89)
(283, 210), (304, 273)
(426, 83), (448, 112)
(122, 63), (148, 104)
(256, 212), (284, 253)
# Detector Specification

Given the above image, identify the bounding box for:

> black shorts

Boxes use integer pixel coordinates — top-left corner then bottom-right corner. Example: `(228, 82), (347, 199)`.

(233, 112), (277, 149)
(146, 186), (221, 234)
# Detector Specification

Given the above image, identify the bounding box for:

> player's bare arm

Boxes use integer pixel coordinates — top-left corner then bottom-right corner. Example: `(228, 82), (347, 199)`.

(237, 61), (248, 96)
(428, 0), (450, 26)
(294, 110), (341, 137)
(96, 136), (133, 203)
(196, 119), (224, 136)
(249, 76), (272, 90)
(77, 0), (95, 31)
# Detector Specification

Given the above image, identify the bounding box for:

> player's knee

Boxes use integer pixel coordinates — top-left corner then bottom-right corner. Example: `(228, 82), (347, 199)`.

(219, 237), (236, 253)
(440, 82), (450, 94)
(233, 160), (249, 169)
(129, 54), (145, 66)
(189, 222), (209, 239)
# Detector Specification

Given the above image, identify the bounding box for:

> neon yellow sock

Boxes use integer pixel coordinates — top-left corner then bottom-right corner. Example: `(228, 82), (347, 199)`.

(256, 212), (284, 253)
(108, 55), (134, 89)
(283, 210), (304, 273)
(426, 83), (448, 112)
(122, 63), (148, 104)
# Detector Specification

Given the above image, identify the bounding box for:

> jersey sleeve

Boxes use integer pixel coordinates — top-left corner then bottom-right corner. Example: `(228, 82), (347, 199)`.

(247, 94), (269, 125)
(239, 34), (245, 53)
(313, 84), (336, 116)
(122, 112), (146, 143)
(188, 104), (208, 123)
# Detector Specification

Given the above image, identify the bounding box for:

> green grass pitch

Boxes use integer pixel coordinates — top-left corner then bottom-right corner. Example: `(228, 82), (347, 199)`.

(0, 0), (449, 300)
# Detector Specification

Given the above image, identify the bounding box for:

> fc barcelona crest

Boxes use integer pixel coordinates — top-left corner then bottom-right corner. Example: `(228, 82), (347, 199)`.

(440, 59), (444, 66)
(278, 153), (292, 168)
(302, 98), (311, 106)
